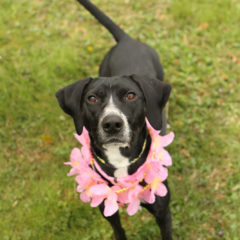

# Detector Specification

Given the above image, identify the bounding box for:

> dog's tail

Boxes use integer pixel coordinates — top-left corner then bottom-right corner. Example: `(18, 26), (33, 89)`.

(76, 0), (129, 42)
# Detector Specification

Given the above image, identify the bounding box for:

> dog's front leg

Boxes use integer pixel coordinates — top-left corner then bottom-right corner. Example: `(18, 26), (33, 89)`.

(142, 201), (172, 240)
(156, 206), (172, 240)
(141, 183), (172, 240)
(99, 203), (127, 240)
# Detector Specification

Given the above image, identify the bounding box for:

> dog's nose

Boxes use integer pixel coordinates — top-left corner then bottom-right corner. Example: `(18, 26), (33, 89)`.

(102, 115), (123, 134)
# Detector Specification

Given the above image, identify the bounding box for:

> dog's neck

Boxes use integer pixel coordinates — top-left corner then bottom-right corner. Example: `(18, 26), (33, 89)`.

(90, 126), (151, 178)
(101, 143), (130, 177)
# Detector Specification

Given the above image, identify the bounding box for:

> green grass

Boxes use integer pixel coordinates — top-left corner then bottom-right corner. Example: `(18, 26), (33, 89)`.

(1, 0), (239, 239)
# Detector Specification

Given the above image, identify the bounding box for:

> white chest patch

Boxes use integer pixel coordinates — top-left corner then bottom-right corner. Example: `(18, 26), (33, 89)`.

(104, 143), (129, 178)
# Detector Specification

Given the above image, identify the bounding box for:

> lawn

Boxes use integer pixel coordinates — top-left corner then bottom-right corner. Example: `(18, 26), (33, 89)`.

(0, 0), (239, 239)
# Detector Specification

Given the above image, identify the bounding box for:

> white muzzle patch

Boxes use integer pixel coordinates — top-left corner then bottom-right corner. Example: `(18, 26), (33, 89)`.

(98, 96), (130, 143)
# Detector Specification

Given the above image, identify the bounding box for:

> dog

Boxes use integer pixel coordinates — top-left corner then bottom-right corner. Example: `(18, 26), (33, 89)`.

(56, 1), (172, 239)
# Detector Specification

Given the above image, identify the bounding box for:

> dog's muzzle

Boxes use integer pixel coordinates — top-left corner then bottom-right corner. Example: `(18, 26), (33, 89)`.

(98, 113), (130, 145)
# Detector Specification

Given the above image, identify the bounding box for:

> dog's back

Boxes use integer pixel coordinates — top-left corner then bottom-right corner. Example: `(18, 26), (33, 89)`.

(77, 0), (164, 80)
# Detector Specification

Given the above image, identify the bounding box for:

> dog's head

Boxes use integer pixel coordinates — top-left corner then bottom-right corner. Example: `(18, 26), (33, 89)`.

(56, 75), (171, 148)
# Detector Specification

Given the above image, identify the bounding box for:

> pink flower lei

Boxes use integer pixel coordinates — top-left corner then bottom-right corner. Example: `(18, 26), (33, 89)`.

(65, 120), (174, 217)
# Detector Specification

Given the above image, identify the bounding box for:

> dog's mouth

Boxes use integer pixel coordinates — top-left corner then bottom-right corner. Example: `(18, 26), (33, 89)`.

(102, 137), (128, 145)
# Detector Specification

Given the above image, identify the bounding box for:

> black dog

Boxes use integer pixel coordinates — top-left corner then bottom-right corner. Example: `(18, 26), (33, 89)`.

(56, 1), (172, 239)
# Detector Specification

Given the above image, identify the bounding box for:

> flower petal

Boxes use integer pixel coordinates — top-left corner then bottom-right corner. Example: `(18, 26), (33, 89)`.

(81, 146), (91, 160)
(70, 148), (82, 162)
(158, 166), (168, 181)
(117, 189), (130, 204)
(104, 198), (119, 217)
(156, 183), (168, 197)
(89, 184), (110, 196)
(127, 199), (141, 216)
(140, 188), (155, 204)
(91, 196), (105, 207)
(80, 191), (91, 203)
(162, 149), (172, 166)
(67, 168), (79, 176)
(75, 173), (92, 188)
(161, 132), (174, 147)
(128, 185), (142, 202)
(144, 170), (155, 184)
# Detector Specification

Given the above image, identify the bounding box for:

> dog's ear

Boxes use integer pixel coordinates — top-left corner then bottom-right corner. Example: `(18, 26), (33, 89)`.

(55, 78), (92, 134)
(130, 74), (171, 130)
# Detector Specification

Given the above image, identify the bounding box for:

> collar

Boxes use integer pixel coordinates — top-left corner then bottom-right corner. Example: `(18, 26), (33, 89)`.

(65, 119), (174, 217)
(93, 137), (147, 167)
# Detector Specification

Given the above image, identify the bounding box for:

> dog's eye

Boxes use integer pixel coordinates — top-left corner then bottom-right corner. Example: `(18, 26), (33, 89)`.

(88, 95), (97, 103)
(126, 92), (136, 101)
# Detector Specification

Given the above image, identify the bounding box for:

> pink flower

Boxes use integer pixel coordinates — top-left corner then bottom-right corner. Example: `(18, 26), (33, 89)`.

(144, 163), (168, 184)
(161, 149), (172, 166)
(117, 188), (130, 204)
(104, 191), (119, 216)
(140, 188), (155, 204)
(150, 177), (167, 197)
(76, 173), (92, 192)
(127, 198), (141, 216)
(89, 184), (119, 217)
(64, 148), (83, 176)
(155, 182), (167, 197)
(161, 132), (174, 147)
(80, 191), (91, 203)
(126, 185), (143, 215)
(81, 145), (91, 161)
